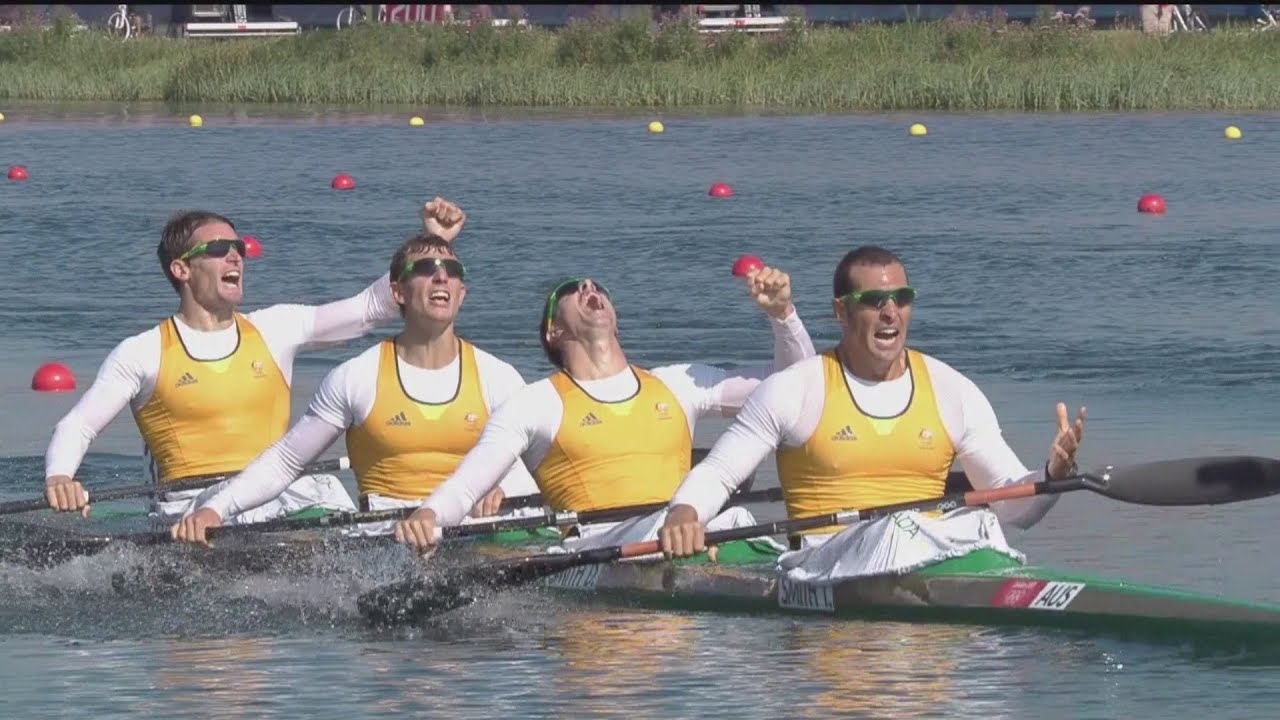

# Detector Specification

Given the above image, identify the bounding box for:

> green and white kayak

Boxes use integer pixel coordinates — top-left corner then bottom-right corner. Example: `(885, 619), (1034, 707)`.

(542, 540), (1280, 642)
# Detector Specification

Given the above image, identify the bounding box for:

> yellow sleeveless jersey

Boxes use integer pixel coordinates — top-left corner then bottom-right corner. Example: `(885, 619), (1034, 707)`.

(345, 339), (488, 501)
(533, 367), (691, 512)
(776, 349), (956, 535)
(133, 314), (290, 483)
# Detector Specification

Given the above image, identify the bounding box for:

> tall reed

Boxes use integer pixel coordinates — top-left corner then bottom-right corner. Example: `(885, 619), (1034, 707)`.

(2, 16), (1278, 110)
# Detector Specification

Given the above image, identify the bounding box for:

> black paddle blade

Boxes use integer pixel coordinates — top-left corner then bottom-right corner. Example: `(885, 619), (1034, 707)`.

(356, 576), (481, 627)
(1083, 456), (1280, 506)
(356, 554), (582, 627)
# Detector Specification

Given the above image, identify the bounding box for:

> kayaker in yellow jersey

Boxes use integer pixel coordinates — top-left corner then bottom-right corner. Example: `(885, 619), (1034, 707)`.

(390, 267), (817, 551)
(43, 197), (468, 524)
(169, 231), (540, 545)
(659, 245), (1087, 573)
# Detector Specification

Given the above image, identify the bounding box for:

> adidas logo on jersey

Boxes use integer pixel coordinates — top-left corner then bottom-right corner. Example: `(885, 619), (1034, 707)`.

(579, 412), (602, 427)
(831, 425), (857, 442)
(175, 372), (198, 387)
(386, 411), (411, 427)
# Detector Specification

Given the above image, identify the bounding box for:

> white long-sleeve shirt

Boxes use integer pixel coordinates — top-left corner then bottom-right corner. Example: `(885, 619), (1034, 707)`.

(44, 273), (399, 481)
(422, 310), (816, 526)
(668, 351), (1060, 530)
(199, 339), (541, 520)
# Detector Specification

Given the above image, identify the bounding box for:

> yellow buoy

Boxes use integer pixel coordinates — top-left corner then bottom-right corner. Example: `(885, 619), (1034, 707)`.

(1224, 125), (1242, 140)
(189, 114), (203, 128)
(648, 120), (664, 133)
(410, 116), (425, 126)
(909, 123), (927, 137)
(0, 112), (6, 122)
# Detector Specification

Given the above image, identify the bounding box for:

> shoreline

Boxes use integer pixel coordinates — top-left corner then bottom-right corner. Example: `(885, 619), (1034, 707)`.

(0, 101), (1268, 128)
(3, 19), (1280, 113)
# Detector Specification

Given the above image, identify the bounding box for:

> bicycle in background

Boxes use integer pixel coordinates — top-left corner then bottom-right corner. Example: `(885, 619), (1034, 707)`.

(336, 4), (386, 30)
(1169, 4), (1209, 31)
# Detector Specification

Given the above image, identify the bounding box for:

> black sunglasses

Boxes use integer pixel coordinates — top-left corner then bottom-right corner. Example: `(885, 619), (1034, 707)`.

(399, 257), (466, 282)
(838, 287), (918, 309)
(181, 238), (246, 260)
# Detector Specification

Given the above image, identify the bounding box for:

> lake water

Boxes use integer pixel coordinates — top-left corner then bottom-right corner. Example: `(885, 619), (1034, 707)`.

(1, 101), (1279, 719)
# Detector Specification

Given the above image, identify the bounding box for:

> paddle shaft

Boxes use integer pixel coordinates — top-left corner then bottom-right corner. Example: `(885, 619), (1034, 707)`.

(0, 456), (351, 516)
(183, 487), (788, 543)
(483, 473), (1090, 582)
(490, 468), (972, 514)
(619, 474), (1085, 561)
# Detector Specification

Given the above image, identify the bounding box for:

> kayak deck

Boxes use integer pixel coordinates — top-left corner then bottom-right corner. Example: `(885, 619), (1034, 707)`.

(543, 544), (1280, 642)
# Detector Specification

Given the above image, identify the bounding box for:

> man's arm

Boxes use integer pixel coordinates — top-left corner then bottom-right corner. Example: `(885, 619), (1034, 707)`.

(174, 362), (359, 543)
(479, 358), (541, 500)
(668, 368), (805, 522)
(771, 309), (816, 372)
(199, 414), (345, 521)
(951, 379), (1060, 530)
(744, 264), (816, 373)
(421, 386), (550, 526)
(258, 197), (469, 351)
(44, 335), (154, 511)
(666, 311), (816, 421)
(258, 272), (399, 353)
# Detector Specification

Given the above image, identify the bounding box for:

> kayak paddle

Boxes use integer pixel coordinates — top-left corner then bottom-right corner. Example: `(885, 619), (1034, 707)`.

(0, 456), (352, 516)
(355, 455), (1280, 624)
(196, 467), (969, 538)
(118, 487), (789, 547)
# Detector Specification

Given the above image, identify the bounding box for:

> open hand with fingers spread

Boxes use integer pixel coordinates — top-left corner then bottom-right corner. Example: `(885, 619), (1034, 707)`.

(744, 265), (795, 320)
(1047, 402), (1087, 480)
(422, 196), (466, 244)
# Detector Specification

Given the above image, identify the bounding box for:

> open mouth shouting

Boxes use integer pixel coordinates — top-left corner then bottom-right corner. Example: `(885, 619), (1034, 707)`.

(427, 288), (452, 307)
(579, 287), (609, 315)
(873, 325), (900, 351)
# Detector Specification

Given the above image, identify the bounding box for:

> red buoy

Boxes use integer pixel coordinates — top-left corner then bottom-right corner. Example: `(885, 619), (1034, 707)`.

(242, 235), (262, 258)
(708, 182), (733, 198)
(731, 254), (765, 278)
(7, 165), (28, 181)
(32, 362), (76, 392)
(1137, 193), (1166, 214)
(331, 173), (355, 190)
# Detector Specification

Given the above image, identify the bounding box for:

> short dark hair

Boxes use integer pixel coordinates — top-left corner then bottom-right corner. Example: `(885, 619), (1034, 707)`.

(157, 210), (236, 292)
(832, 246), (906, 298)
(389, 233), (457, 315)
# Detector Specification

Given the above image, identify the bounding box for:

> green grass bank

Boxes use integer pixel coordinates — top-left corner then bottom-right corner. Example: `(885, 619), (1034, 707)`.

(3, 15), (1280, 111)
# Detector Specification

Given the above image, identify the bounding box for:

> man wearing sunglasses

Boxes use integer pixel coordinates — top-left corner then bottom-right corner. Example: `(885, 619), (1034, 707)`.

(169, 232), (540, 544)
(388, 265), (817, 552)
(657, 246), (1088, 576)
(42, 198), (468, 525)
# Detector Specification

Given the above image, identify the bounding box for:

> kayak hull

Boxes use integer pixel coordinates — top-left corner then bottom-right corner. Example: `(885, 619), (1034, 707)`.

(16, 518), (1280, 643)
(543, 545), (1280, 642)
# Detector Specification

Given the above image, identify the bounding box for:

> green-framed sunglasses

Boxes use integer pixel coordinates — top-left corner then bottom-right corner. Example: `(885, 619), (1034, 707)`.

(542, 278), (612, 329)
(398, 257), (466, 283)
(838, 286), (918, 309)
(180, 238), (246, 261)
